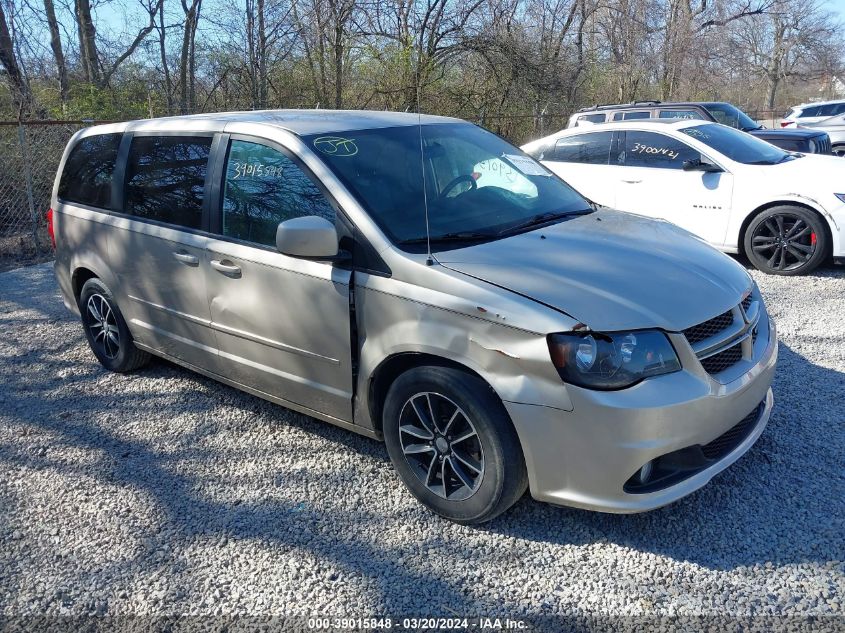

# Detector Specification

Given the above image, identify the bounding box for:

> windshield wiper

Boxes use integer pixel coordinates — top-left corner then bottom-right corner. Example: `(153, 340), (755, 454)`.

(399, 231), (499, 245)
(496, 209), (592, 236)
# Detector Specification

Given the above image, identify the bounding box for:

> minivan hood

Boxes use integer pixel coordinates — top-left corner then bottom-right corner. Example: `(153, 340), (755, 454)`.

(436, 210), (752, 332)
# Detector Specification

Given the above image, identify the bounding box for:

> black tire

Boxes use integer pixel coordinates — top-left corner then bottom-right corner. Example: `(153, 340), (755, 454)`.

(744, 206), (828, 276)
(383, 366), (528, 524)
(832, 145), (845, 158)
(78, 278), (150, 372)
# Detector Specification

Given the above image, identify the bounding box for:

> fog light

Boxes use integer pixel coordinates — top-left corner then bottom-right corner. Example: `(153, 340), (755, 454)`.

(638, 460), (654, 484)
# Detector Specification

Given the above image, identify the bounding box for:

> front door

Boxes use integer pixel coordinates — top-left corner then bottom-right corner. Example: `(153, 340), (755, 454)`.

(203, 137), (354, 422)
(613, 130), (734, 246)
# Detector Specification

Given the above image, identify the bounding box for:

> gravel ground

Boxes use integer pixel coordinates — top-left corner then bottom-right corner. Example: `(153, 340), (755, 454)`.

(0, 261), (843, 628)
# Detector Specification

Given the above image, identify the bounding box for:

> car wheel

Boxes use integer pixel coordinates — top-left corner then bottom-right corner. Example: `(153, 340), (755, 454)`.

(79, 278), (150, 372)
(383, 366), (528, 524)
(833, 145), (845, 157)
(744, 206), (828, 276)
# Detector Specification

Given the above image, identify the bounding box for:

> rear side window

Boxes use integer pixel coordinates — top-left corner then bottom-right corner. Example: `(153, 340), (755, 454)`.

(58, 133), (122, 208)
(575, 114), (606, 125)
(658, 110), (705, 120)
(622, 131), (700, 169)
(221, 140), (335, 247)
(798, 106), (820, 118)
(124, 136), (212, 230)
(553, 132), (614, 164)
(818, 103), (845, 117)
(613, 111), (651, 121)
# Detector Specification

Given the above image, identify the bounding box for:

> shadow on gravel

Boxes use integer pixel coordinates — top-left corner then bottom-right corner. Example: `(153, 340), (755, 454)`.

(486, 343), (845, 571)
(0, 353), (491, 614)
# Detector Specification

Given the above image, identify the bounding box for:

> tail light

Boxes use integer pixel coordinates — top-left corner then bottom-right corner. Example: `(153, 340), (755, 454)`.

(46, 208), (56, 248)
(780, 121), (790, 128)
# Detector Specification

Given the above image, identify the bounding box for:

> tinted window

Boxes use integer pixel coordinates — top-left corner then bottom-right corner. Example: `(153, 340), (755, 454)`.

(622, 131), (700, 169)
(221, 140), (335, 247)
(553, 132), (613, 164)
(58, 133), (122, 208)
(614, 111), (651, 121)
(658, 110), (705, 120)
(799, 106), (820, 118)
(576, 114), (606, 125)
(701, 103), (760, 131)
(681, 124), (788, 165)
(818, 103), (845, 117)
(124, 136), (211, 229)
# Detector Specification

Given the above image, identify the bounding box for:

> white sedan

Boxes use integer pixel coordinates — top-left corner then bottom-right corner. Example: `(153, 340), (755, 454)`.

(522, 119), (845, 275)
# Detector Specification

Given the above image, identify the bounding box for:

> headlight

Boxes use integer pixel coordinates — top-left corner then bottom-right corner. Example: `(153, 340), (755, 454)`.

(547, 330), (681, 390)
(835, 193), (845, 204)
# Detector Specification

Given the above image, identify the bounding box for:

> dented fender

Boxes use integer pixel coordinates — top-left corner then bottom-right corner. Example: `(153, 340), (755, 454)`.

(352, 271), (577, 431)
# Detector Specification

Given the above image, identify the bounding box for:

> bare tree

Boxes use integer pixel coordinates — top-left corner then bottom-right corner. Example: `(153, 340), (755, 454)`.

(179, 0), (202, 113)
(732, 0), (838, 108)
(43, 0), (69, 106)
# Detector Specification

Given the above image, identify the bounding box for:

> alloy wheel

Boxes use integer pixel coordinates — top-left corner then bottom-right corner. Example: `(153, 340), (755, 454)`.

(398, 392), (485, 501)
(85, 293), (120, 359)
(750, 213), (816, 272)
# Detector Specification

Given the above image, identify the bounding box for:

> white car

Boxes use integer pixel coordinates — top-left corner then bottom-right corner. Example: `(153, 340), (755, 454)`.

(522, 119), (845, 275)
(782, 100), (845, 128)
(799, 112), (845, 156)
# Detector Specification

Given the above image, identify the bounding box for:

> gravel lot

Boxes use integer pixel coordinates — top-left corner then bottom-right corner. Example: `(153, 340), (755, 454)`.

(0, 261), (843, 627)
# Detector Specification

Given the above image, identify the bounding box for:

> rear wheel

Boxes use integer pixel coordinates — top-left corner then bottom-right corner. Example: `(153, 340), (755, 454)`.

(383, 366), (528, 524)
(744, 206), (828, 276)
(79, 278), (150, 372)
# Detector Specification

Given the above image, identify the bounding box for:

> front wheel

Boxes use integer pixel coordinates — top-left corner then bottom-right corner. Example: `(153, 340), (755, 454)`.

(744, 206), (828, 276)
(383, 366), (528, 524)
(79, 278), (150, 372)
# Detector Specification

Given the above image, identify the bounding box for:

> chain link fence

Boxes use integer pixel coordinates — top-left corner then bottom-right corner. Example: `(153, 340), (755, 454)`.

(0, 121), (92, 266)
(0, 108), (790, 267)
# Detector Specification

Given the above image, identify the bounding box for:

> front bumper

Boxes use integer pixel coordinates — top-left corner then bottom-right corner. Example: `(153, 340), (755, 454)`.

(505, 314), (777, 513)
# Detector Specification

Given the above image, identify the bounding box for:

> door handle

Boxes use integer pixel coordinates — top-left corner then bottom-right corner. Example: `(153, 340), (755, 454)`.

(172, 251), (199, 266)
(210, 259), (242, 278)
(621, 179), (642, 184)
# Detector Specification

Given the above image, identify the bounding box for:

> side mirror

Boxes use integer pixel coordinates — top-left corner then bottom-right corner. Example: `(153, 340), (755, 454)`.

(276, 216), (339, 259)
(682, 158), (723, 173)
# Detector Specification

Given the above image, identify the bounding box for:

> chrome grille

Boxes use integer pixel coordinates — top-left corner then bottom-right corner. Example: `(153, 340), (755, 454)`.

(683, 310), (734, 345)
(700, 342), (743, 374)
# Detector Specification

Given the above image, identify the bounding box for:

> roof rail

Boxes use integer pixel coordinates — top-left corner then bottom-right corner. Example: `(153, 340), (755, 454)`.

(576, 100), (662, 113)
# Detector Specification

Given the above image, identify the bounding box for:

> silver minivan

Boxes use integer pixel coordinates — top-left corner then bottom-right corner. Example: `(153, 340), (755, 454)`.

(50, 110), (777, 524)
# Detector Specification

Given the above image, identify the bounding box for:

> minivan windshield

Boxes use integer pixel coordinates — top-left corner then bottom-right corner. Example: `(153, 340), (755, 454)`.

(702, 103), (761, 131)
(681, 123), (793, 165)
(302, 123), (591, 249)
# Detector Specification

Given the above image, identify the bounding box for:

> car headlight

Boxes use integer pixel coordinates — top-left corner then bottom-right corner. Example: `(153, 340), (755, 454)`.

(835, 193), (845, 204)
(547, 330), (681, 390)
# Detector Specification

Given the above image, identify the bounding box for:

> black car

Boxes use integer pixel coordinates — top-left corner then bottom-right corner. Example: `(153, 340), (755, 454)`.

(568, 101), (833, 155)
